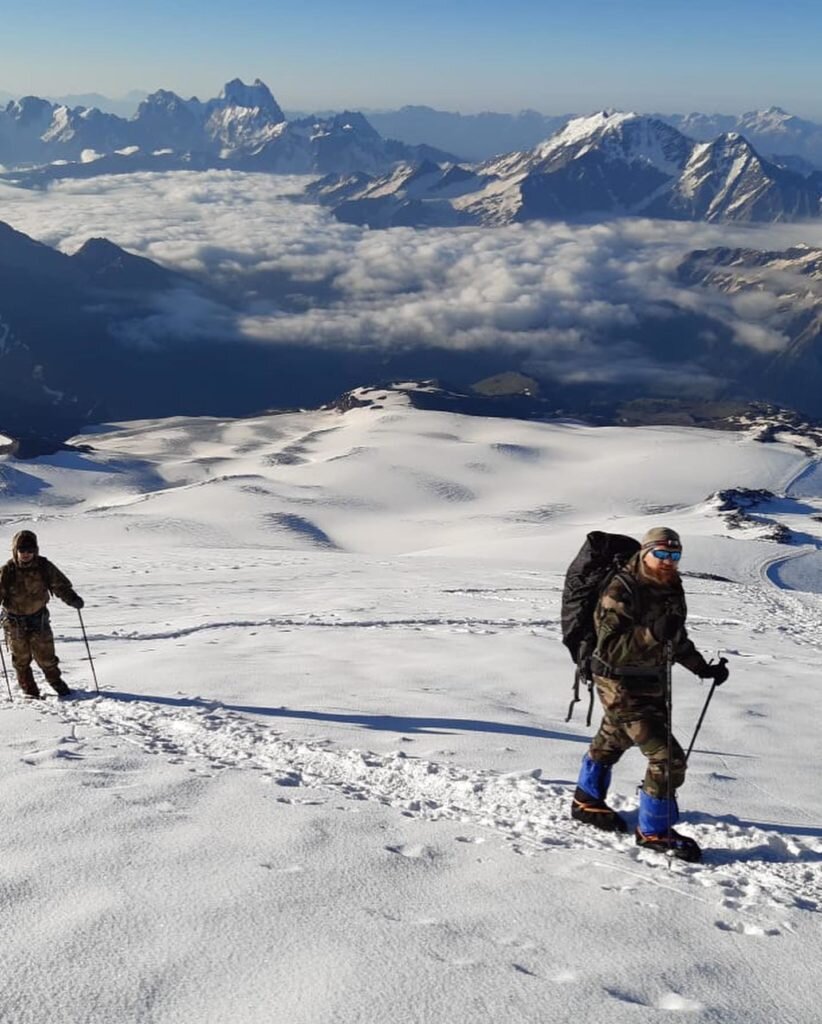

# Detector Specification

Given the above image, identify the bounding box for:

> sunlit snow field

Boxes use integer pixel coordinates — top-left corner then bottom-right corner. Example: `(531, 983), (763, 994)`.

(1, 389), (820, 1023)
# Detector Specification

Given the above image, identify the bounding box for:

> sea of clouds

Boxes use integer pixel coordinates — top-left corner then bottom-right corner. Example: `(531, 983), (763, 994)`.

(1, 170), (820, 385)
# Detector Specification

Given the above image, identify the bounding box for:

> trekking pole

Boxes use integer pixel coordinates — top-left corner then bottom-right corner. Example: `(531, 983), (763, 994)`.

(0, 638), (12, 701)
(685, 657), (727, 764)
(77, 609), (100, 694)
(665, 640), (674, 847)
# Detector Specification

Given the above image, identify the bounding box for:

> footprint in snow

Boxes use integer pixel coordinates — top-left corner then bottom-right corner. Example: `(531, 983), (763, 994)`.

(428, 952), (478, 968)
(21, 746), (84, 766)
(604, 987), (647, 1006)
(385, 843), (439, 860)
(656, 992), (705, 1012)
(260, 863), (304, 874)
(715, 919), (781, 936)
(511, 963), (538, 978)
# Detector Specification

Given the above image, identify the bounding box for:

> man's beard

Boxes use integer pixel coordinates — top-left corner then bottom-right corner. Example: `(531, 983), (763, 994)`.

(645, 561), (679, 584)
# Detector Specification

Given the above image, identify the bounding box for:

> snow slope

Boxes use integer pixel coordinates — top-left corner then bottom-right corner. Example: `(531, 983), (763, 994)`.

(1, 390), (820, 1023)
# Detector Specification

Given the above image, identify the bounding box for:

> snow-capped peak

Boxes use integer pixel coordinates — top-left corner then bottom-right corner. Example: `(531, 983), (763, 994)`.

(738, 107), (799, 133)
(532, 110), (692, 176)
(217, 78), (284, 121)
(535, 109), (639, 156)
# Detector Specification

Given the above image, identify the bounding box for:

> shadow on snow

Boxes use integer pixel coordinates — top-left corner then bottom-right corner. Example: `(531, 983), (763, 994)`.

(95, 689), (592, 742)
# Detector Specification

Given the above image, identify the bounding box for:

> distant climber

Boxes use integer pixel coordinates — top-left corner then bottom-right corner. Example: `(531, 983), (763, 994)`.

(0, 530), (85, 699)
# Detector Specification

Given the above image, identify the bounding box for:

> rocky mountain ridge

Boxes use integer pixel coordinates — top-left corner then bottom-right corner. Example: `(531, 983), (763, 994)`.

(310, 112), (822, 227)
(0, 79), (456, 183)
(661, 107), (822, 171)
(330, 382), (822, 452)
(678, 244), (822, 416)
(7, 91), (822, 166)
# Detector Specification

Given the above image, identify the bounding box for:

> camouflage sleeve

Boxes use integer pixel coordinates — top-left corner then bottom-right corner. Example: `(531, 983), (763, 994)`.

(44, 560), (78, 604)
(674, 625), (710, 676)
(595, 577), (655, 667)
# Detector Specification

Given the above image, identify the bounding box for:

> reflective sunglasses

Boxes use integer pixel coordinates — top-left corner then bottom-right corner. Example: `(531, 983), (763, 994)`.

(651, 549), (681, 562)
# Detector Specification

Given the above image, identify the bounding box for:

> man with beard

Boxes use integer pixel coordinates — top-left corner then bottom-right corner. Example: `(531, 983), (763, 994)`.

(569, 527), (729, 861)
(0, 530), (84, 699)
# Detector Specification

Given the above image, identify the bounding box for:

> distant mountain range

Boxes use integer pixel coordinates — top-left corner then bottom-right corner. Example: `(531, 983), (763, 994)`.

(309, 111), (822, 226)
(0, 89), (147, 119)
(360, 107), (571, 162)
(4, 79), (822, 197)
(364, 105), (822, 168)
(0, 79), (456, 183)
(660, 108), (822, 172)
(4, 82), (822, 438)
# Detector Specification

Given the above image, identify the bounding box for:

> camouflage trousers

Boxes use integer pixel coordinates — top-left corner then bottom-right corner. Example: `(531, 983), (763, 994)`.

(3, 614), (62, 686)
(587, 674), (686, 799)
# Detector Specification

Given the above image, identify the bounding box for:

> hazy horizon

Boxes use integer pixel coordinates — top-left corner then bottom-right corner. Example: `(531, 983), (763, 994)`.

(1, 83), (820, 124)
(3, 0), (822, 120)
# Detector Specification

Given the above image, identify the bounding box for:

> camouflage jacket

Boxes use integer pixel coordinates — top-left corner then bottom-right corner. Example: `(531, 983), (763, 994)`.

(0, 556), (77, 616)
(592, 554), (709, 679)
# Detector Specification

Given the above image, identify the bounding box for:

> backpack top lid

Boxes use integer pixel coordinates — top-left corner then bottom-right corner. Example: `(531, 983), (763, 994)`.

(560, 531), (640, 663)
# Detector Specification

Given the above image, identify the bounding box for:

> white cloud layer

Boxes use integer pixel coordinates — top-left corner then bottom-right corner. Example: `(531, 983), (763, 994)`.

(0, 170), (819, 378)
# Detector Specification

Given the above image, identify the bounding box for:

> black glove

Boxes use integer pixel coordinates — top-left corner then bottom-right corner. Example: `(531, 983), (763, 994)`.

(650, 613), (683, 643)
(700, 658), (729, 685)
(68, 593), (84, 610)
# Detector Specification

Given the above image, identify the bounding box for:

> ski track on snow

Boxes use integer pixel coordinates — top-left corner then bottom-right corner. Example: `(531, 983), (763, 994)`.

(19, 690), (822, 931)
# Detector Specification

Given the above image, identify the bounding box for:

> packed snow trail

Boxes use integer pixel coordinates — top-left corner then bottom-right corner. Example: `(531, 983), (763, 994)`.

(18, 690), (821, 928)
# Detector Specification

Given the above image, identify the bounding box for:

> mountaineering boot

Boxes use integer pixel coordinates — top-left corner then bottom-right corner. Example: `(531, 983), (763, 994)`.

(635, 790), (701, 863)
(572, 788), (629, 832)
(17, 667), (42, 700)
(570, 754), (627, 833)
(45, 670), (71, 698)
(635, 828), (701, 862)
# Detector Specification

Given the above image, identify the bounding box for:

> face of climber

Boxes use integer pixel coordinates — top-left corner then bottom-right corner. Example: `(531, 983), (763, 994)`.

(642, 545), (681, 582)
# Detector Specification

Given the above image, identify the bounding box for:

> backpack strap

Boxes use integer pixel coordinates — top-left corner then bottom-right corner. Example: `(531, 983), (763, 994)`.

(603, 567), (640, 618)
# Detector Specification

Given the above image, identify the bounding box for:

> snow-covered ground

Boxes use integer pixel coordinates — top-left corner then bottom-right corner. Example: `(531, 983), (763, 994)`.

(1, 390), (820, 1023)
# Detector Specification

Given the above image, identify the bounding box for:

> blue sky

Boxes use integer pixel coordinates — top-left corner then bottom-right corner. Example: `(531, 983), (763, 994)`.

(3, 0), (822, 116)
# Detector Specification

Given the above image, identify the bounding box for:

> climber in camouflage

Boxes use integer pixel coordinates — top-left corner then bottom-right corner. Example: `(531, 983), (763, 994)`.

(0, 530), (84, 699)
(570, 526), (729, 862)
